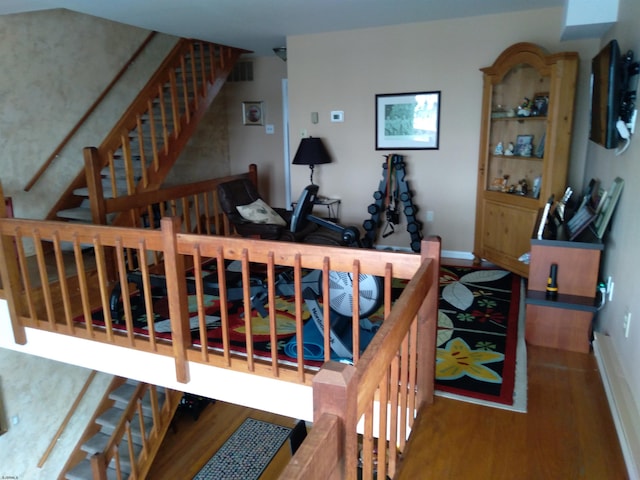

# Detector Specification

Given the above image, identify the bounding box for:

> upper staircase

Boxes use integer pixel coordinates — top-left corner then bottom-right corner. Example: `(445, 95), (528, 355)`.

(47, 38), (248, 226)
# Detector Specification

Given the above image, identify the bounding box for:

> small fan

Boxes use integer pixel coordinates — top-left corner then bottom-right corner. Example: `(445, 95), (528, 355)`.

(321, 271), (383, 318)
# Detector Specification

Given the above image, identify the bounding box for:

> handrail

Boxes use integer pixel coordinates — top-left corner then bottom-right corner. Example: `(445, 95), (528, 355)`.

(24, 32), (158, 192)
(281, 238), (441, 479)
(37, 370), (97, 468)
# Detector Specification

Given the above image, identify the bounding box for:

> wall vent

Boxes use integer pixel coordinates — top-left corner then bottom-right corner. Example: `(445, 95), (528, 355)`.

(228, 61), (254, 82)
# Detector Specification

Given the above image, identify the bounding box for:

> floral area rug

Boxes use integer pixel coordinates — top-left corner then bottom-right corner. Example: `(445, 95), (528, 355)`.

(435, 265), (522, 407)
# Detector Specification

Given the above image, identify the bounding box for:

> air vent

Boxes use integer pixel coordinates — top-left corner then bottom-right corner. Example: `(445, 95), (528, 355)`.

(228, 61), (254, 82)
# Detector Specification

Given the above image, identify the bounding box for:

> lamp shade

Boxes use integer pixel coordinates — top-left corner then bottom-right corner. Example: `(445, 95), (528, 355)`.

(292, 137), (332, 166)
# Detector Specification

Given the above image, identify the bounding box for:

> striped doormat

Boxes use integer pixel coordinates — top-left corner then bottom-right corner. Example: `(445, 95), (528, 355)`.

(193, 418), (292, 480)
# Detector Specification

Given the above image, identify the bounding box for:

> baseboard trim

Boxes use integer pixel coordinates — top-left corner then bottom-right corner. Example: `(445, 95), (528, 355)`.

(593, 332), (640, 480)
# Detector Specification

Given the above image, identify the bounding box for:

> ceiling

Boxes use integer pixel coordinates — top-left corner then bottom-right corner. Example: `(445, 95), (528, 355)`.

(1, 0), (565, 56)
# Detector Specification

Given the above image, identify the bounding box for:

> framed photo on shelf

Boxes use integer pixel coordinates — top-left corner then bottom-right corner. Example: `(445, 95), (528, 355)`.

(532, 92), (549, 116)
(375, 91), (440, 150)
(242, 101), (264, 126)
(515, 134), (533, 156)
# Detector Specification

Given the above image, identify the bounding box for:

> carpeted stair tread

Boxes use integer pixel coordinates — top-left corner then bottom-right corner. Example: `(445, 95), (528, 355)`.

(56, 207), (93, 222)
(96, 406), (153, 444)
(80, 431), (142, 473)
(65, 458), (119, 480)
(109, 382), (165, 416)
(81, 431), (111, 455)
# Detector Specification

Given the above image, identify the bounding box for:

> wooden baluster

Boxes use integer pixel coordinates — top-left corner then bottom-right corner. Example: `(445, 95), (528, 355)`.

(216, 246), (231, 366)
(179, 55), (191, 124)
(267, 252), (279, 377)
(52, 231), (74, 333)
(169, 69), (181, 137)
(146, 97), (160, 172)
(157, 84), (169, 155)
(73, 234), (94, 338)
(135, 113), (149, 188)
(241, 248), (255, 372)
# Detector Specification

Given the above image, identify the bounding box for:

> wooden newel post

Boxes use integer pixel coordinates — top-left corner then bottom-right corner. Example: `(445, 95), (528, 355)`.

(417, 236), (441, 406)
(89, 452), (108, 480)
(0, 181), (26, 344)
(162, 216), (191, 384)
(312, 361), (359, 479)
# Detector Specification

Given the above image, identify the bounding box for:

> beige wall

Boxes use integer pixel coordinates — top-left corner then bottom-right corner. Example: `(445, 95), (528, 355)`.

(225, 56), (288, 206)
(287, 7), (598, 252)
(582, 0), (640, 416)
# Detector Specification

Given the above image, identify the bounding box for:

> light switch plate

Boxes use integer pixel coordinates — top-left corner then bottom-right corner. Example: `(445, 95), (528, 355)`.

(331, 111), (344, 122)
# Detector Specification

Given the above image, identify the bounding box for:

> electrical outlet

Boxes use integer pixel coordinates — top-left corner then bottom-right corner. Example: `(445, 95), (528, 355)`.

(623, 311), (632, 338)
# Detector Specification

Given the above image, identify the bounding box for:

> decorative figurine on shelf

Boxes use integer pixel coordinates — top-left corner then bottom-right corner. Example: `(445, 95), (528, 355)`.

(504, 142), (515, 156)
(515, 179), (529, 195)
(517, 97), (532, 117)
(494, 142), (504, 155)
(521, 143), (533, 157)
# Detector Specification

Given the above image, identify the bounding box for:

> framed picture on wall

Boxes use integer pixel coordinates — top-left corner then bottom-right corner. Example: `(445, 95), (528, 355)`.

(242, 101), (264, 126)
(375, 91), (440, 150)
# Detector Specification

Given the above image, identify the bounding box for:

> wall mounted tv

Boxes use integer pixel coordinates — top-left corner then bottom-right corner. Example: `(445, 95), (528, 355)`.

(589, 40), (621, 149)
(590, 40), (639, 149)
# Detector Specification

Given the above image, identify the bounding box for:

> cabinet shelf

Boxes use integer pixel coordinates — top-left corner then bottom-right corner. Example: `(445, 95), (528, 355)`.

(525, 290), (598, 313)
(490, 115), (548, 122)
(489, 154), (543, 161)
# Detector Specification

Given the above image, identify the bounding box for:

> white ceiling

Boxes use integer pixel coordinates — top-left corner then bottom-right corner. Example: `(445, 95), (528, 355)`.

(1, 0), (565, 56)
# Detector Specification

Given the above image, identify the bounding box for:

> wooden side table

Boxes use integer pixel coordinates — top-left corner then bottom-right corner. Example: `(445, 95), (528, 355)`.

(525, 229), (603, 353)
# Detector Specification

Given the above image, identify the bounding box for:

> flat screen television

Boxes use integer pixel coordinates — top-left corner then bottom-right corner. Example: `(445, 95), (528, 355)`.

(589, 40), (621, 149)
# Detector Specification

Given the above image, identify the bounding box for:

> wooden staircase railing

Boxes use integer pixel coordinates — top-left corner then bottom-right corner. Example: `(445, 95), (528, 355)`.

(46, 38), (248, 225)
(59, 376), (183, 480)
(280, 239), (441, 479)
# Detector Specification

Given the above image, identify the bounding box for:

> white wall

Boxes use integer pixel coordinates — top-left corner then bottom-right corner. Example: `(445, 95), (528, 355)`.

(582, 0), (640, 420)
(287, 7), (598, 253)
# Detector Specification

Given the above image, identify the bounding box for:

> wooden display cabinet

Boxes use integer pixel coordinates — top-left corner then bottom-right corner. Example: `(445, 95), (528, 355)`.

(525, 229), (603, 353)
(473, 43), (579, 277)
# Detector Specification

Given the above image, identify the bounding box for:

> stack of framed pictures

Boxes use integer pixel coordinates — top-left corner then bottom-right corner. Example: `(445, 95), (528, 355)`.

(591, 177), (625, 239)
(566, 202), (596, 240)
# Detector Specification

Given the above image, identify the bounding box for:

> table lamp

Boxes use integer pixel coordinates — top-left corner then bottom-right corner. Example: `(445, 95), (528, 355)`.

(292, 137), (331, 185)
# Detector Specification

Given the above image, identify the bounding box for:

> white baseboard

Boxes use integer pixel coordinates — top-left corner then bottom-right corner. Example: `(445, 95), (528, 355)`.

(593, 333), (640, 480)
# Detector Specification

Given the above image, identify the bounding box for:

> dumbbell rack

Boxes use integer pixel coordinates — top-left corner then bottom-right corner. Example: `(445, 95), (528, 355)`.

(362, 154), (423, 252)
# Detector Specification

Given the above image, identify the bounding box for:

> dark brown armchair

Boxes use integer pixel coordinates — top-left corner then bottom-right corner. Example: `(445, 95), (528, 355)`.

(217, 179), (316, 241)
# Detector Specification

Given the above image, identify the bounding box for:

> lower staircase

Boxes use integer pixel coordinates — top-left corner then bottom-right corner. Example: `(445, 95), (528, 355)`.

(60, 377), (183, 480)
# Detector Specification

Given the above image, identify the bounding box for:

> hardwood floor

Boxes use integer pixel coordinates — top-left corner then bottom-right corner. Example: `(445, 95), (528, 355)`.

(396, 345), (627, 479)
(147, 401), (299, 479)
(150, 345), (627, 479)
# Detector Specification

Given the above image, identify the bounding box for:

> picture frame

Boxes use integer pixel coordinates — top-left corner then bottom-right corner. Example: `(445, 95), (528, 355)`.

(592, 177), (624, 238)
(532, 92), (549, 117)
(515, 134), (533, 156)
(375, 91), (440, 150)
(242, 101), (264, 126)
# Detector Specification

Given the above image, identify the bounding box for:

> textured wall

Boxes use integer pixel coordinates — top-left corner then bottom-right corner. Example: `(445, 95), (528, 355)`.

(0, 349), (112, 479)
(0, 9), (232, 220)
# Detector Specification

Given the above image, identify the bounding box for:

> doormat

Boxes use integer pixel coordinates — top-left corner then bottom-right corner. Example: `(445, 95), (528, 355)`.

(434, 265), (527, 412)
(193, 417), (292, 480)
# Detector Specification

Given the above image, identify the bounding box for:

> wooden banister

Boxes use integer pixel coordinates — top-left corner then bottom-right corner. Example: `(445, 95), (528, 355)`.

(24, 32), (157, 192)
